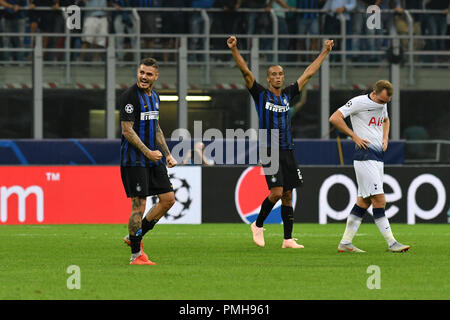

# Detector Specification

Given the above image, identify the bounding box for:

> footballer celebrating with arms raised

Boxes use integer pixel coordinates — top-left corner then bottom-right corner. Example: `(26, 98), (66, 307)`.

(228, 35), (333, 249)
(119, 57), (177, 265)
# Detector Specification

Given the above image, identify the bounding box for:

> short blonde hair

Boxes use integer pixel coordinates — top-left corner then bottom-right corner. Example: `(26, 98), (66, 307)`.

(373, 80), (394, 96)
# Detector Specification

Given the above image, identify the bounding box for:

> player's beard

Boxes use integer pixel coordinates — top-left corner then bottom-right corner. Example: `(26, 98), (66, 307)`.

(138, 79), (152, 92)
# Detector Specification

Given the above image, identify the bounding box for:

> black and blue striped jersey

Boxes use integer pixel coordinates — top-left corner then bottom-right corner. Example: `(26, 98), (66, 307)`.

(119, 83), (162, 167)
(248, 80), (300, 150)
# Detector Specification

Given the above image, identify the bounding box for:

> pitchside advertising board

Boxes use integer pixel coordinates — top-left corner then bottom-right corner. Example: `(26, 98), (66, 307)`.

(202, 166), (450, 224)
(0, 166), (201, 225)
(1, 166), (448, 225)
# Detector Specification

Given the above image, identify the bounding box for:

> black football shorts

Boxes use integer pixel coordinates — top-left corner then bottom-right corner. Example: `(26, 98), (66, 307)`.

(262, 149), (303, 191)
(120, 165), (174, 198)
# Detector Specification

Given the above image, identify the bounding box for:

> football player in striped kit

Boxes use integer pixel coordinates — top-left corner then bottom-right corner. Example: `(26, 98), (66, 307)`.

(119, 57), (177, 265)
(329, 80), (410, 253)
(228, 35), (333, 249)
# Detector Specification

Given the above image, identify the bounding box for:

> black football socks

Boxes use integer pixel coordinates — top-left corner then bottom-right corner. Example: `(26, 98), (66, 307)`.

(129, 234), (142, 254)
(255, 197), (276, 228)
(141, 217), (158, 237)
(281, 205), (294, 239)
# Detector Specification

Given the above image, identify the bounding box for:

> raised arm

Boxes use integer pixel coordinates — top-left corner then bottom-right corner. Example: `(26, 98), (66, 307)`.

(297, 40), (334, 91)
(227, 36), (255, 89)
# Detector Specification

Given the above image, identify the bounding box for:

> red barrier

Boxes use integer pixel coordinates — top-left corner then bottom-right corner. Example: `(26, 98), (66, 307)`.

(0, 166), (129, 225)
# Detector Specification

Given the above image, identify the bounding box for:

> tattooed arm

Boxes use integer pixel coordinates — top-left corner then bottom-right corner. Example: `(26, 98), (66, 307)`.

(156, 121), (170, 157)
(121, 121), (162, 162)
(156, 121), (177, 168)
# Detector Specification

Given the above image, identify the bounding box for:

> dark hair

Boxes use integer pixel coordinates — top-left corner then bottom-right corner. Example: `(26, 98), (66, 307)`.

(266, 65), (284, 76)
(140, 57), (159, 69)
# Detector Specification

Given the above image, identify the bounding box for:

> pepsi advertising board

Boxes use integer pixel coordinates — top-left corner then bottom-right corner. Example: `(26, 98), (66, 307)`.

(202, 166), (450, 224)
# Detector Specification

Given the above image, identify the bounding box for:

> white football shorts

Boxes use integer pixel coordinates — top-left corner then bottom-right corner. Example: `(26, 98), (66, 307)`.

(353, 160), (384, 198)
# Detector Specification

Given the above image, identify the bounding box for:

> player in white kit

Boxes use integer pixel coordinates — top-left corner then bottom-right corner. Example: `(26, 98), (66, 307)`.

(329, 80), (410, 253)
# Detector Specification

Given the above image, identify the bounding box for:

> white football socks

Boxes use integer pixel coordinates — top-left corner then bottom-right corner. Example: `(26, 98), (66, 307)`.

(374, 215), (396, 247)
(341, 213), (363, 245)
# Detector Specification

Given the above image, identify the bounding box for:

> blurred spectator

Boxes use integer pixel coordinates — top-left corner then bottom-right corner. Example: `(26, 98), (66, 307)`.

(267, 0), (294, 62)
(295, 0), (322, 62)
(363, 0), (383, 61)
(2, 0), (26, 62)
(0, 3), (4, 62)
(241, 0), (271, 51)
(351, 0), (367, 61)
(161, 0), (186, 62)
(60, 0), (83, 61)
(53, 0), (75, 61)
(323, 0), (356, 61)
(78, 0), (109, 62)
(285, 0), (297, 58)
(211, 0), (242, 62)
(447, 6), (450, 51)
(112, 0), (135, 62)
(378, 0), (403, 32)
(29, 0), (60, 61)
(374, 0), (402, 52)
(394, 0), (424, 55)
(182, 142), (215, 166)
(353, 0), (399, 62)
(128, 0), (160, 59)
(424, 0), (449, 61)
(189, 0), (214, 62)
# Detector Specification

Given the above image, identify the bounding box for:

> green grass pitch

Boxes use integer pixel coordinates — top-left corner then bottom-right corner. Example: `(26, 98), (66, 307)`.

(0, 223), (449, 300)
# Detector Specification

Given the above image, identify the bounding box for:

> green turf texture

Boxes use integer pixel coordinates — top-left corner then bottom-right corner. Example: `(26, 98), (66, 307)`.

(0, 223), (448, 300)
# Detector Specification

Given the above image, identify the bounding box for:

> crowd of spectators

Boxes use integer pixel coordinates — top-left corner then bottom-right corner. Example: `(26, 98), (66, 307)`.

(0, 0), (448, 63)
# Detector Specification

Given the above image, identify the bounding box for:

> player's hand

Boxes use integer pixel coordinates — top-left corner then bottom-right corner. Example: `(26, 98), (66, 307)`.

(146, 150), (163, 162)
(227, 36), (237, 49)
(166, 154), (178, 168)
(351, 134), (370, 150)
(324, 40), (334, 52)
(382, 139), (388, 152)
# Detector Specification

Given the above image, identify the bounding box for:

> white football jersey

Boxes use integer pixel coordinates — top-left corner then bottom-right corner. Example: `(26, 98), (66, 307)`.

(338, 94), (388, 162)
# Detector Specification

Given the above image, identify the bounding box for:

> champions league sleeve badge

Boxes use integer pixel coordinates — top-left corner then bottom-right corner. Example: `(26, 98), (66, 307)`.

(125, 104), (134, 114)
